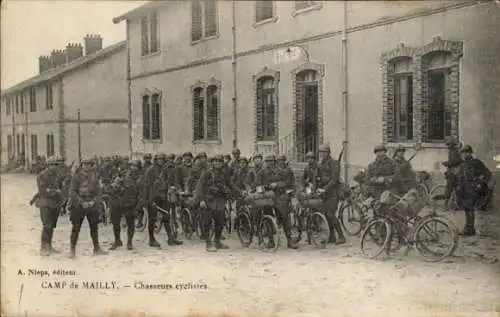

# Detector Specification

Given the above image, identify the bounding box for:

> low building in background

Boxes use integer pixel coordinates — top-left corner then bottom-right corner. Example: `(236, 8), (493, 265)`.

(1, 34), (129, 167)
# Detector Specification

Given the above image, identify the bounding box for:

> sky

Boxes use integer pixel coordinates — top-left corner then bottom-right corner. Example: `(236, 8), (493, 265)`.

(1, 0), (147, 90)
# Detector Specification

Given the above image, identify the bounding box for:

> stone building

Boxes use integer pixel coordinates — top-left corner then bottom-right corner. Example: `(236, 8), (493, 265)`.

(1, 35), (129, 166)
(114, 0), (499, 179)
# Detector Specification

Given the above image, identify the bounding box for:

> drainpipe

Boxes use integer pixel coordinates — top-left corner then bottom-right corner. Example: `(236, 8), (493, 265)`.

(24, 110), (29, 170)
(341, 0), (349, 182)
(77, 109), (82, 163)
(126, 21), (133, 159)
(231, 0), (238, 149)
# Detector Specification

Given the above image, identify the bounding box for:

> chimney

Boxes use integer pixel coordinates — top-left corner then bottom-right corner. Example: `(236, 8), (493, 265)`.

(84, 34), (103, 55)
(50, 49), (66, 67)
(65, 43), (83, 63)
(38, 55), (52, 73)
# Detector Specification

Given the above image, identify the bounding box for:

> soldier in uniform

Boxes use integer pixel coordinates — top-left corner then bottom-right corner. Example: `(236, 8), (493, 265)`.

(246, 153), (264, 189)
(256, 155), (299, 249)
(176, 152), (193, 193)
(393, 145), (417, 195)
(195, 155), (238, 251)
(109, 160), (143, 250)
(364, 144), (401, 199)
(455, 145), (491, 236)
(69, 158), (107, 258)
(143, 153), (153, 170)
(442, 136), (463, 209)
(229, 148), (241, 177)
(276, 155), (295, 187)
(36, 156), (64, 256)
(188, 152), (208, 194)
(142, 154), (165, 247)
(316, 144), (346, 244)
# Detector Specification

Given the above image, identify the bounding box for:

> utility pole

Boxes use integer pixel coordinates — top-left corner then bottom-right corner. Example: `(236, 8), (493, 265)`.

(77, 109), (82, 163)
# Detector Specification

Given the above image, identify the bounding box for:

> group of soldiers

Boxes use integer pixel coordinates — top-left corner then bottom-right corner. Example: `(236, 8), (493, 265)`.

(33, 137), (493, 258)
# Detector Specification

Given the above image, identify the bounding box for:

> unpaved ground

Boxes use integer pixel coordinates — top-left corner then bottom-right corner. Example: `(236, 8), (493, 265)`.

(1, 174), (499, 317)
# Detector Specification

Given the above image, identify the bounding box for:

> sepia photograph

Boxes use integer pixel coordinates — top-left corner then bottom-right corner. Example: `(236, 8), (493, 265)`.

(1, 0), (499, 316)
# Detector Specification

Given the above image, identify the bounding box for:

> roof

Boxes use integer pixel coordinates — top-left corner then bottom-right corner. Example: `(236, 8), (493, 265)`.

(1, 40), (126, 97)
(113, 1), (165, 24)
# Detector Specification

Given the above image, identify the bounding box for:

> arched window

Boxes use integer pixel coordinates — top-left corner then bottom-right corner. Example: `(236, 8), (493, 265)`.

(256, 76), (276, 141)
(192, 81), (220, 141)
(389, 57), (413, 141)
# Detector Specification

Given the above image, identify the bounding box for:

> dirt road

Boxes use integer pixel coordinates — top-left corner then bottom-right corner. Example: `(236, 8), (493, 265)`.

(1, 174), (499, 317)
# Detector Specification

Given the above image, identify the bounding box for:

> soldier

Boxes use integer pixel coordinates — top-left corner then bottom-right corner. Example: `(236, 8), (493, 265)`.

(143, 153), (153, 170)
(364, 144), (401, 199)
(442, 136), (463, 209)
(69, 158), (107, 258)
(455, 145), (492, 236)
(232, 157), (251, 194)
(276, 155), (295, 189)
(229, 148), (241, 177)
(195, 155), (238, 251)
(119, 156), (130, 175)
(302, 151), (319, 190)
(246, 153), (264, 189)
(316, 144), (346, 245)
(393, 145), (417, 195)
(142, 153), (165, 248)
(109, 160), (143, 250)
(188, 152), (208, 194)
(176, 152), (193, 193)
(36, 156), (64, 256)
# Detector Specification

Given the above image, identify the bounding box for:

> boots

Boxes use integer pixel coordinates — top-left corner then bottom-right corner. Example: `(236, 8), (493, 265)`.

(332, 219), (346, 245)
(109, 225), (123, 250)
(460, 211), (476, 236)
(47, 229), (60, 254)
(148, 223), (161, 248)
(214, 241), (229, 250)
(127, 221), (135, 250)
(206, 241), (217, 252)
(40, 228), (50, 256)
(90, 225), (108, 256)
(286, 232), (299, 249)
(69, 246), (76, 259)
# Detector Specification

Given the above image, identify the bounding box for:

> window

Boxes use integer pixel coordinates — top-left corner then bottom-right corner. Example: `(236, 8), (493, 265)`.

(30, 88), (37, 112)
(6, 98), (11, 115)
(141, 92), (162, 141)
(141, 12), (159, 56)
(191, 0), (218, 42)
(192, 83), (220, 141)
(255, 1), (274, 22)
(7, 135), (13, 159)
(45, 83), (53, 110)
(31, 134), (38, 161)
(46, 134), (55, 157)
(427, 70), (449, 141)
(256, 77), (277, 141)
(393, 74), (413, 141)
(295, 0), (315, 10)
(20, 93), (25, 114)
(17, 134), (25, 156)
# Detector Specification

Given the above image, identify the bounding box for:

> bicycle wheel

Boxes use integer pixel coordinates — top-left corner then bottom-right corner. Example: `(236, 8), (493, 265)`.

(360, 218), (392, 259)
(416, 183), (430, 205)
(136, 207), (147, 232)
(236, 210), (253, 247)
(414, 216), (458, 262)
(180, 208), (194, 239)
(195, 212), (203, 239)
(170, 207), (179, 240)
(225, 201), (232, 234)
(307, 211), (330, 249)
(339, 202), (365, 236)
(259, 214), (280, 252)
(289, 204), (303, 243)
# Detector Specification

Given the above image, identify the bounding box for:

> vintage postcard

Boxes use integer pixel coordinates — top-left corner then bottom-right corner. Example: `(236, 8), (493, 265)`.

(1, 0), (499, 316)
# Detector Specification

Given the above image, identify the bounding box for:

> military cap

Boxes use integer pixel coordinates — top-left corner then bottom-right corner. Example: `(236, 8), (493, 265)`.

(195, 152), (207, 159)
(394, 145), (406, 153)
(57, 156), (65, 163)
(461, 145), (473, 153)
(183, 152), (193, 158)
(277, 155), (287, 161)
(224, 154), (231, 159)
(373, 144), (388, 153)
(318, 143), (331, 153)
(213, 154), (224, 162)
(143, 153), (152, 159)
(103, 156), (111, 161)
(445, 136), (458, 146)
(166, 154), (175, 160)
(264, 155), (276, 161)
(122, 156), (130, 160)
(253, 153), (263, 159)
(47, 156), (59, 165)
(232, 148), (241, 154)
(130, 160), (142, 167)
(81, 158), (93, 164)
(305, 151), (315, 158)
(239, 156), (248, 163)
(153, 153), (163, 160)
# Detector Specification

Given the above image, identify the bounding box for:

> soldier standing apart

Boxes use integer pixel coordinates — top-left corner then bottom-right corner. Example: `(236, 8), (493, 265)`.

(142, 154), (165, 248)
(364, 144), (401, 199)
(177, 152), (194, 193)
(109, 160), (143, 250)
(195, 155), (237, 251)
(317, 144), (346, 245)
(442, 136), (463, 209)
(455, 145), (491, 236)
(36, 156), (64, 256)
(256, 155), (299, 249)
(393, 145), (417, 195)
(69, 158), (107, 258)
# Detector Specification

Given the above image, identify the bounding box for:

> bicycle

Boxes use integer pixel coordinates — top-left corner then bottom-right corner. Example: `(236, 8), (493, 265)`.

(337, 184), (369, 236)
(235, 185), (281, 252)
(152, 201), (180, 240)
(360, 190), (459, 262)
(177, 190), (198, 240)
(293, 188), (330, 248)
(224, 198), (235, 234)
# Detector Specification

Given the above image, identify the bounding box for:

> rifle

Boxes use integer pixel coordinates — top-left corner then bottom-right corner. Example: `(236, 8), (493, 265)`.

(338, 141), (346, 162)
(407, 143), (422, 162)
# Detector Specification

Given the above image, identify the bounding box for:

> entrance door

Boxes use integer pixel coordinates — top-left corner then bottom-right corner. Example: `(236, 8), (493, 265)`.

(295, 70), (319, 162)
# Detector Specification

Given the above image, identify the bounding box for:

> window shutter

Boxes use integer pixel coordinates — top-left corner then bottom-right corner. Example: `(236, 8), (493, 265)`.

(193, 88), (204, 140)
(295, 83), (305, 160)
(141, 17), (149, 55)
(150, 12), (158, 53)
(142, 95), (150, 139)
(256, 83), (264, 141)
(206, 85), (219, 140)
(151, 93), (161, 140)
(204, 0), (217, 38)
(256, 1), (273, 22)
(191, 0), (202, 41)
(264, 88), (276, 139)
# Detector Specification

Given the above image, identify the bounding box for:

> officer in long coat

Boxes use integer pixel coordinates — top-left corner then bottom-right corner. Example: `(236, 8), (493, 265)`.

(364, 144), (401, 199)
(188, 152), (208, 194)
(69, 158), (107, 258)
(442, 136), (463, 209)
(455, 145), (492, 236)
(36, 156), (64, 256)
(195, 155), (238, 251)
(256, 155), (299, 249)
(393, 145), (417, 195)
(316, 144), (346, 244)
(142, 153), (165, 248)
(176, 152), (193, 193)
